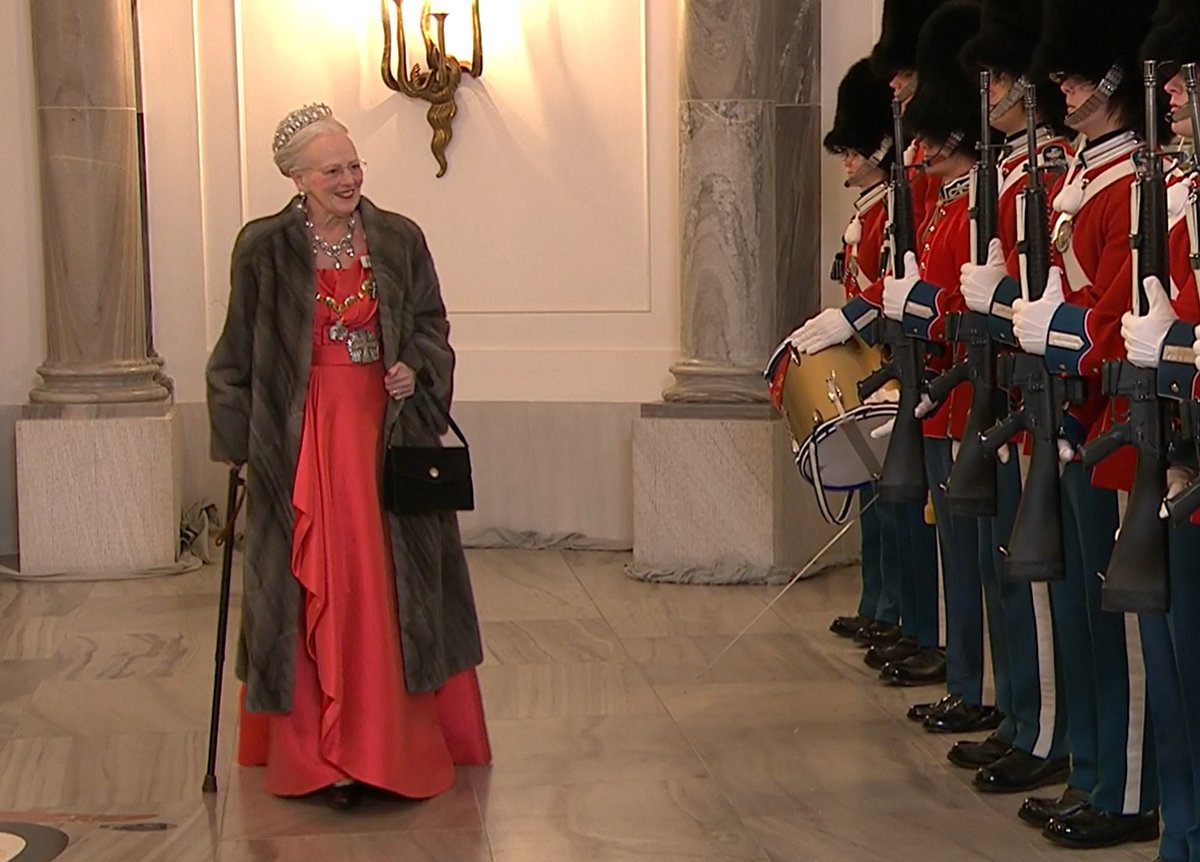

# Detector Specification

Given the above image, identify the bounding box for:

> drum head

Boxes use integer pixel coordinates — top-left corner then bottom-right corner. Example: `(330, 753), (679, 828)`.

(797, 404), (895, 491)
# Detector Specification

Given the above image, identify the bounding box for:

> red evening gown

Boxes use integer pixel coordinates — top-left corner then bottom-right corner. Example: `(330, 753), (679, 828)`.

(237, 258), (491, 797)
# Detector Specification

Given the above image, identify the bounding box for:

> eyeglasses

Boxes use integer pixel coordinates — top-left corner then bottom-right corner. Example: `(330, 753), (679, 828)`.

(304, 161), (366, 180)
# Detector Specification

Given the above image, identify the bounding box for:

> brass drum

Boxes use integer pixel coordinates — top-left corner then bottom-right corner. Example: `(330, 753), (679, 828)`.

(765, 337), (897, 524)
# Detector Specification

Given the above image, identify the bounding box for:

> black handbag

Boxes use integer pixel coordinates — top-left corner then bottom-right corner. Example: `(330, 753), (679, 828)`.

(383, 407), (474, 516)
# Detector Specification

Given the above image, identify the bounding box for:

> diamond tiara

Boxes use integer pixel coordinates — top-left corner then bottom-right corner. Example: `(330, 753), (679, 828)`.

(272, 103), (334, 154)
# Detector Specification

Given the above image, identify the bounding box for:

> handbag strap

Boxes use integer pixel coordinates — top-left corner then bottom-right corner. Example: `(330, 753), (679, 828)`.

(392, 365), (468, 448)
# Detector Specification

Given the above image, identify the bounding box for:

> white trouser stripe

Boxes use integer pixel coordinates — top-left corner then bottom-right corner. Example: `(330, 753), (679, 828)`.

(1123, 611), (1147, 813)
(1114, 490), (1147, 813)
(1030, 581), (1057, 758)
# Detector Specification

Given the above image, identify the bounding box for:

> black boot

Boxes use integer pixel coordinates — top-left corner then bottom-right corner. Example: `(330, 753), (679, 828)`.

(854, 621), (903, 647)
(1041, 806), (1160, 849)
(879, 647), (946, 686)
(865, 637), (919, 670)
(946, 733), (1011, 769)
(907, 693), (960, 723)
(1017, 786), (1090, 828)
(972, 749), (1070, 793)
(923, 701), (1003, 734)
(830, 614), (873, 638)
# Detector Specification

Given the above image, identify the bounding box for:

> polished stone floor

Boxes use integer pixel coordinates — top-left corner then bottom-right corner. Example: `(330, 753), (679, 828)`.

(0, 549), (1159, 861)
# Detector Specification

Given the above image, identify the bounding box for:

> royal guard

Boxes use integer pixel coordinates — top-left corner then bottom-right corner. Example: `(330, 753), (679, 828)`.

(788, 0), (951, 685)
(818, 58), (940, 664)
(1011, 0), (1163, 849)
(940, 0), (1073, 799)
(1114, 3), (1200, 860)
(877, 2), (990, 708)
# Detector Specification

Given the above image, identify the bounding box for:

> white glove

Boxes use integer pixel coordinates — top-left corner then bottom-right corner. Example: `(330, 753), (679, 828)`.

(788, 307), (854, 355)
(1121, 276), (1176, 369)
(961, 238), (1008, 314)
(1058, 438), (1075, 464)
(1013, 266), (1066, 356)
(864, 387), (900, 405)
(883, 252), (921, 321)
(865, 387), (900, 439)
(997, 443), (1011, 465)
(913, 393), (937, 418)
(1194, 324), (1200, 372)
(1161, 465), (1197, 519)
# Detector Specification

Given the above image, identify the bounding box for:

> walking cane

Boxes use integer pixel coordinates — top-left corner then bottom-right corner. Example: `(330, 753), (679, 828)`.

(202, 465), (245, 794)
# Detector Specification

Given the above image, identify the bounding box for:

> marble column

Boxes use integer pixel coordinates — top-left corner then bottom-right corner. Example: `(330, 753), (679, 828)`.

(665, 0), (822, 403)
(27, 0), (168, 408)
(13, 0), (182, 578)
(633, 0), (856, 581)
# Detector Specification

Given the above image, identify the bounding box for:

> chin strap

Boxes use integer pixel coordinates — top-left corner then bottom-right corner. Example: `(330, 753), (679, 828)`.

(1065, 65), (1124, 128)
(990, 75), (1029, 125)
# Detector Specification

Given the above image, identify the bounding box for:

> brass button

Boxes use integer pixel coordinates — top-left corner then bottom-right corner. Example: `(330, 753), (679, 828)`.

(1171, 382), (1181, 394)
(429, 466), (440, 479)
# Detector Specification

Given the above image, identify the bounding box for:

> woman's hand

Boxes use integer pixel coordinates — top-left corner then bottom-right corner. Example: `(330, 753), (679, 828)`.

(385, 362), (415, 400)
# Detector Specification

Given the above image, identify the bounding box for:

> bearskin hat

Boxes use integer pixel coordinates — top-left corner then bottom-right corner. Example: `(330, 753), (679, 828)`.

(1142, 0), (1200, 65)
(870, 0), (948, 77)
(1032, 0), (1159, 130)
(960, 0), (1039, 77)
(824, 58), (895, 164)
(904, 1), (983, 154)
(960, 0), (1067, 135)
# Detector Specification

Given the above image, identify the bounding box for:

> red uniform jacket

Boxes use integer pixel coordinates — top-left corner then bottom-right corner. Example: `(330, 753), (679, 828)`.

(1040, 132), (1142, 491)
(842, 182), (890, 299)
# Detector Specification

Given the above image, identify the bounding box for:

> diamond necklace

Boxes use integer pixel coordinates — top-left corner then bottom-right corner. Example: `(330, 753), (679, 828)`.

(305, 209), (357, 270)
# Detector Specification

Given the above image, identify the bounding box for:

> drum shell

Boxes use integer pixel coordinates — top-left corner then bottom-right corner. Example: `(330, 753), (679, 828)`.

(779, 338), (892, 443)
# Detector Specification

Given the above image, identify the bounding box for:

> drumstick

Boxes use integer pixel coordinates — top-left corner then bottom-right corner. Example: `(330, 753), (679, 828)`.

(695, 496), (875, 679)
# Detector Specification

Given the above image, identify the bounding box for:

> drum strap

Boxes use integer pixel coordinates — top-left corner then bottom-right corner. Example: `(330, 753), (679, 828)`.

(798, 437), (858, 525)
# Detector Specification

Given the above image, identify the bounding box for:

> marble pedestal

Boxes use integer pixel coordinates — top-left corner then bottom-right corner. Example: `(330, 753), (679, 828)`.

(633, 404), (858, 580)
(15, 410), (182, 574)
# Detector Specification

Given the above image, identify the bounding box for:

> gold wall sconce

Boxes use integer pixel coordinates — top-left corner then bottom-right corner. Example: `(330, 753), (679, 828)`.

(381, 0), (483, 177)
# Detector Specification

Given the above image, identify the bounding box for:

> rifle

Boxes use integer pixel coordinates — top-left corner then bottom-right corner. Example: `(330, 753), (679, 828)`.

(858, 99), (928, 503)
(1162, 62), (1200, 525)
(1078, 60), (1171, 613)
(927, 70), (1000, 517)
(979, 80), (1081, 581)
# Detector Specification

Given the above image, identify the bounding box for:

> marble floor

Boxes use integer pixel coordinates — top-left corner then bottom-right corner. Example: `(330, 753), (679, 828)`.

(0, 549), (1160, 862)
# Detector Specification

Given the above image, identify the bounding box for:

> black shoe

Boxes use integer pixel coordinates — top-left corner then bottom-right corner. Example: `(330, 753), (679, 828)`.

(1041, 806), (1160, 849)
(907, 693), (961, 723)
(326, 782), (363, 810)
(972, 749), (1070, 794)
(830, 614), (873, 638)
(854, 621), (903, 647)
(865, 637), (919, 670)
(947, 734), (1012, 769)
(879, 647), (946, 686)
(923, 701), (1004, 734)
(1018, 786), (1090, 828)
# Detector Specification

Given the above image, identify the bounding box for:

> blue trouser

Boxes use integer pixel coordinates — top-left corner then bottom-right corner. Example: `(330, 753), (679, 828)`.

(857, 484), (901, 625)
(980, 450), (1068, 757)
(1142, 522), (1200, 862)
(1052, 464), (1157, 815)
(894, 494), (939, 648)
(924, 437), (982, 702)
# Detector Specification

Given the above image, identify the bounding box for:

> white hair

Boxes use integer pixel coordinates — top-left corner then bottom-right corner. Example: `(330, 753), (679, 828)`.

(272, 117), (350, 177)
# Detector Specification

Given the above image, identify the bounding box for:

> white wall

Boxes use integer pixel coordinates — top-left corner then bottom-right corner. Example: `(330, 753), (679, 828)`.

(141, 0), (681, 407)
(820, 0), (886, 307)
(0, 0), (889, 552)
(2, 0), (45, 407)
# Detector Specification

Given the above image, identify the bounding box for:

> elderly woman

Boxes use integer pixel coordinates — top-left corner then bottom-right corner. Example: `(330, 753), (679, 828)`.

(207, 103), (490, 810)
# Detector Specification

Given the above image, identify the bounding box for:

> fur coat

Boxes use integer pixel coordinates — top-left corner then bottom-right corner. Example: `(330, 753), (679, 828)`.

(206, 195), (483, 713)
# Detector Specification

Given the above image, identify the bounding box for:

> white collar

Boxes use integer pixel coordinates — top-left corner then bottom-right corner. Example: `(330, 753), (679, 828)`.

(1077, 130), (1140, 170)
(1001, 127), (1054, 169)
(855, 182), (889, 214)
(939, 173), (972, 203)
